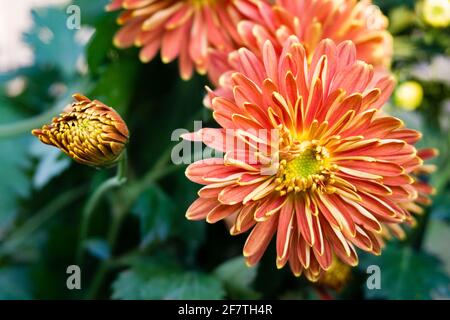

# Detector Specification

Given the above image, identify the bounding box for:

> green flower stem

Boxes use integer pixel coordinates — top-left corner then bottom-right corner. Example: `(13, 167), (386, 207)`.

(86, 246), (141, 299)
(108, 249), (142, 268)
(86, 262), (109, 299)
(0, 103), (64, 139)
(125, 148), (178, 206)
(85, 150), (179, 299)
(76, 154), (128, 264)
(0, 186), (86, 257)
(86, 204), (126, 299)
(412, 209), (431, 251)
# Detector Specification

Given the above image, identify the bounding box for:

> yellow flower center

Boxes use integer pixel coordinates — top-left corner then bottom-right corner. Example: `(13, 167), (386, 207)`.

(189, 0), (216, 8)
(275, 141), (335, 195)
(432, 5), (445, 15)
(284, 149), (322, 180)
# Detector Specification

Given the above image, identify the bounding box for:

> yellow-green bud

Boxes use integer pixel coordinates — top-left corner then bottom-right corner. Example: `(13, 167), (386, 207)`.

(32, 93), (129, 167)
(420, 0), (450, 28)
(394, 81), (424, 111)
(318, 257), (352, 292)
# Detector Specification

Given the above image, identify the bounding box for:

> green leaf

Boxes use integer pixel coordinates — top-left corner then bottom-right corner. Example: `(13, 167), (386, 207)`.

(431, 191), (450, 221)
(388, 6), (416, 34)
(89, 59), (138, 115)
(114, 271), (225, 300)
(112, 258), (225, 300)
(0, 102), (32, 236)
(23, 7), (84, 79)
(424, 220), (450, 278)
(132, 185), (176, 249)
(393, 36), (418, 60)
(86, 15), (118, 74)
(30, 141), (71, 190)
(360, 245), (449, 299)
(0, 267), (32, 299)
(171, 174), (207, 256)
(140, 273), (224, 300)
(374, 0), (415, 11)
(214, 256), (260, 299)
(110, 269), (144, 300)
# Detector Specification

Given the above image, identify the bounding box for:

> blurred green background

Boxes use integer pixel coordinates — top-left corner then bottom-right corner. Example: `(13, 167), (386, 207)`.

(0, 0), (449, 299)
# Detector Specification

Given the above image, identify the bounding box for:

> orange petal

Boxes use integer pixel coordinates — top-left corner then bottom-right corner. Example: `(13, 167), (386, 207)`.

(254, 195), (287, 221)
(207, 204), (241, 224)
(276, 200), (294, 260)
(243, 218), (277, 261)
(186, 197), (219, 220)
(337, 159), (404, 177)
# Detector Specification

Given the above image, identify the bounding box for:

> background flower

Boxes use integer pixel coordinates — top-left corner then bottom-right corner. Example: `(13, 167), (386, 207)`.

(272, 0), (393, 67)
(209, 0), (393, 89)
(395, 81), (424, 111)
(419, 0), (450, 28)
(108, 0), (270, 80)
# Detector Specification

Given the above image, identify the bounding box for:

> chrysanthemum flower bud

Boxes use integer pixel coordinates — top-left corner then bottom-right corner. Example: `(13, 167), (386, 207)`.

(318, 258), (352, 292)
(420, 0), (450, 28)
(32, 93), (129, 167)
(395, 81), (424, 111)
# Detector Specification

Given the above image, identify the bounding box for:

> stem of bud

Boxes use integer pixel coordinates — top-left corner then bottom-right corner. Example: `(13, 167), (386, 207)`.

(76, 153), (128, 265)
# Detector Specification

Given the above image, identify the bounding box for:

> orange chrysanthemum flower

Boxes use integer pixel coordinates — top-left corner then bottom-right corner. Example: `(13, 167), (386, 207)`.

(244, 0), (392, 66)
(184, 37), (435, 281)
(107, 0), (269, 80)
(210, 0), (393, 84)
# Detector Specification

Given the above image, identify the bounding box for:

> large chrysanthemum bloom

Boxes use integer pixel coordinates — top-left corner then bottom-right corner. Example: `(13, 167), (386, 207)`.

(184, 37), (435, 280)
(107, 0), (269, 80)
(32, 94), (129, 167)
